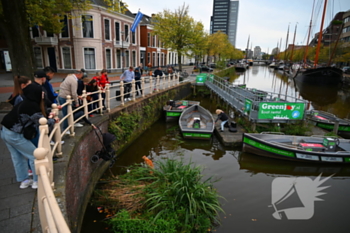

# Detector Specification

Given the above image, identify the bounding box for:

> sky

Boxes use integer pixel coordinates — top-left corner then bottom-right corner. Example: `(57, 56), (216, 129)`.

(125, 0), (350, 53)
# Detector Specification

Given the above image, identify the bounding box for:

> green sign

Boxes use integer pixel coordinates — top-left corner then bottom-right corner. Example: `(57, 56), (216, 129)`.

(243, 137), (295, 157)
(166, 112), (181, 117)
(196, 74), (207, 84)
(258, 102), (305, 120)
(183, 133), (212, 138)
(244, 99), (252, 115)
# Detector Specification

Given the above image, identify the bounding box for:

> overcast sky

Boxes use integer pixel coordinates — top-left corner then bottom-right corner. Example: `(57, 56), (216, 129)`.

(125, 0), (350, 53)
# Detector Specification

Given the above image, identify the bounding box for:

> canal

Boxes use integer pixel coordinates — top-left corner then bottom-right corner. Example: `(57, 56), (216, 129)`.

(82, 66), (350, 233)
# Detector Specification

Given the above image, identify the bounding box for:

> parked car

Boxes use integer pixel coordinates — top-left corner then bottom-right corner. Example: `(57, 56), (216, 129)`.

(342, 66), (350, 72)
(209, 63), (216, 68)
(193, 65), (213, 72)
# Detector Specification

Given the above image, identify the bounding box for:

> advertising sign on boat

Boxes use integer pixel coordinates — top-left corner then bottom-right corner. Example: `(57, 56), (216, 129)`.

(258, 102), (305, 120)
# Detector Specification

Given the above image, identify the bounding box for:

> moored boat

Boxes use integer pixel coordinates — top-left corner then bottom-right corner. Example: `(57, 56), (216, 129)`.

(243, 133), (350, 163)
(179, 104), (215, 140)
(307, 110), (350, 134)
(163, 100), (200, 122)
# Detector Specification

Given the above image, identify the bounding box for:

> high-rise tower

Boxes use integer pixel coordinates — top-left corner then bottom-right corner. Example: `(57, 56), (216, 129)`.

(210, 0), (239, 46)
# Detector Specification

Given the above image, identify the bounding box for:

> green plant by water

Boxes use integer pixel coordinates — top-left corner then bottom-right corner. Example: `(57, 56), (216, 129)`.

(95, 158), (224, 232)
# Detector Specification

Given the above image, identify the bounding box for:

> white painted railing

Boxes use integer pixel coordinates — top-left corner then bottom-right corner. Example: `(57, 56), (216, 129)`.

(34, 72), (180, 232)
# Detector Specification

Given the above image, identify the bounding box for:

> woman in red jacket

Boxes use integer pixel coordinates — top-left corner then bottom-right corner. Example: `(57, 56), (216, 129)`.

(99, 69), (110, 109)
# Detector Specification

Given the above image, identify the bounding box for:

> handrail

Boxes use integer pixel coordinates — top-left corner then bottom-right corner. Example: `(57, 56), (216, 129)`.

(33, 71), (182, 232)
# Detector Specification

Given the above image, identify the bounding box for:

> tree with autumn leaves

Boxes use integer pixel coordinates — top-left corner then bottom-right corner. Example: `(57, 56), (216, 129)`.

(0, 0), (126, 78)
(152, 3), (243, 70)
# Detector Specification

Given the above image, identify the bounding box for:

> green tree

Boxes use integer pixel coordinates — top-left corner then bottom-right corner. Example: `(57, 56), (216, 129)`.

(0, 0), (126, 78)
(152, 3), (204, 71)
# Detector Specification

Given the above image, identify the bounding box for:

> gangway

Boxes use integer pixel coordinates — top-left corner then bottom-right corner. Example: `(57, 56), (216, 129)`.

(204, 75), (307, 124)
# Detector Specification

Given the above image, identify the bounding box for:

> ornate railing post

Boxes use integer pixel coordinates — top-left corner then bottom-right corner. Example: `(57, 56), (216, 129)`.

(82, 90), (88, 117)
(105, 84), (110, 112)
(120, 81), (125, 106)
(51, 104), (62, 157)
(66, 95), (75, 136)
(150, 76), (153, 94)
(141, 78), (145, 98)
(155, 75), (160, 92)
(98, 87), (103, 115)
(167, 74), (171, 88)
(131, 79), (135, 101)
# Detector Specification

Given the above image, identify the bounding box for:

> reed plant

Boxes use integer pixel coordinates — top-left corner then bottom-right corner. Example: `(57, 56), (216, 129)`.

(103, 158), (223, 232)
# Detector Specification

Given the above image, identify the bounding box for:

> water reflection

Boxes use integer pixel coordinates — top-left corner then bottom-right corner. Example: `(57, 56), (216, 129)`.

(231, 66), (350, 118)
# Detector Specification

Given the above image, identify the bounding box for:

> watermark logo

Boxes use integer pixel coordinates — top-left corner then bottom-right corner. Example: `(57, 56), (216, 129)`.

(269, 174), (332, 220)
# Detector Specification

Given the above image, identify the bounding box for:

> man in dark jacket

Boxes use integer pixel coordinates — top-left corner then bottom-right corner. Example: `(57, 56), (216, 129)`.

(215, 109), (229, 132)
(33, 70), (52, 110)
(43, 67), (58, 104)
(153, 67), (163, 90)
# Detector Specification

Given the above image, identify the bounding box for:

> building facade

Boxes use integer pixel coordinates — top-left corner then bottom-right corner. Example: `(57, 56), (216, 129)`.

(210, 0), (239, 46)
(253, 46), (261, 59)
(341, 10), (350, 42)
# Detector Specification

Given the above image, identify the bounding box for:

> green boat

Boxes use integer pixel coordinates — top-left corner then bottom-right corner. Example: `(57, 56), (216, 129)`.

(179, 104), (215, 140)
(307, 110), (350, 135)
(163, 100), (200, 122)
(243, 132), (350, 164)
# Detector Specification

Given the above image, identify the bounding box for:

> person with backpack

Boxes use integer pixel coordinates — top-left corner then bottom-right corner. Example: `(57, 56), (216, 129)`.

(1, 83), (56, 189)
(7, 76), (31, 106)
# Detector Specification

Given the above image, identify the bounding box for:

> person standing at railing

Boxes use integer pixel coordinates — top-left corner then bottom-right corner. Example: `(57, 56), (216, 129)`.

(87, 79), (99, 115)
(7, 76), (31, 106)
(153, 66), (164, 90)
(43, 67), (58, 104)
(100, 69), (110, 109)
(33, 71), (52, 109)
(147, 63), (152, 76)
(58, 69), (84, 130)
(134, 67), (142, 96)
(1, 83), (56, 189)
(120, 66), (135, 101)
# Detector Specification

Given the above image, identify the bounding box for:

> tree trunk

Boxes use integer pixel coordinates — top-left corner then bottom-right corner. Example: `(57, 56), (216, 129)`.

(0, 0), (35, 79)
(177, 53), (182, 71)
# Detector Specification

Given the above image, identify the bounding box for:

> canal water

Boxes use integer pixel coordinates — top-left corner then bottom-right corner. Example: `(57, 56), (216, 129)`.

(82, 66), (350, 233)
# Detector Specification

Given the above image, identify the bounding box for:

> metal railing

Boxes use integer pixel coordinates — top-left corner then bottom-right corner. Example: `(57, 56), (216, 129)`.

(205, 75), (307, 123)
(33, 72), (180, 232)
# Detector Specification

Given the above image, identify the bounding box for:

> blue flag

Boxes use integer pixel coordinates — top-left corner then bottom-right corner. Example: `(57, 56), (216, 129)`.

(131, 11), (143, 32)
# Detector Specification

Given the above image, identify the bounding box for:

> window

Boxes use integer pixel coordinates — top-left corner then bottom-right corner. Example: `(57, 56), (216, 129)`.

(115, 22), (120, 42)
(132, 51), (136, 67)
(116, 50), (121, 68)
(62, 47), (72, 69)
(32, 26), (39, 38)
(152, 52), (156, 66)
(147, 52), (151, 64)
(124, 25), (129, 42)
(84, 48), (95, 69)
(153, 35), (156, 47)
(46, 31), (54, 37)
(106, 49), (111, 69)
(33, 47), (43, 68)
(125, 50), (129, 67)
(132, 32), (136, 44)
(82, 15), (93, 38)
(104, 19), (110, 40)
(147, 33), (151, 46)
(61, 15), (69, 38)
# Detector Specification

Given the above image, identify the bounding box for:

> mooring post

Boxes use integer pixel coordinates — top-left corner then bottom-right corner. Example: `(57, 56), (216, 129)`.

(251, 122), (256, 132)
(333, 119), (339, 135)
